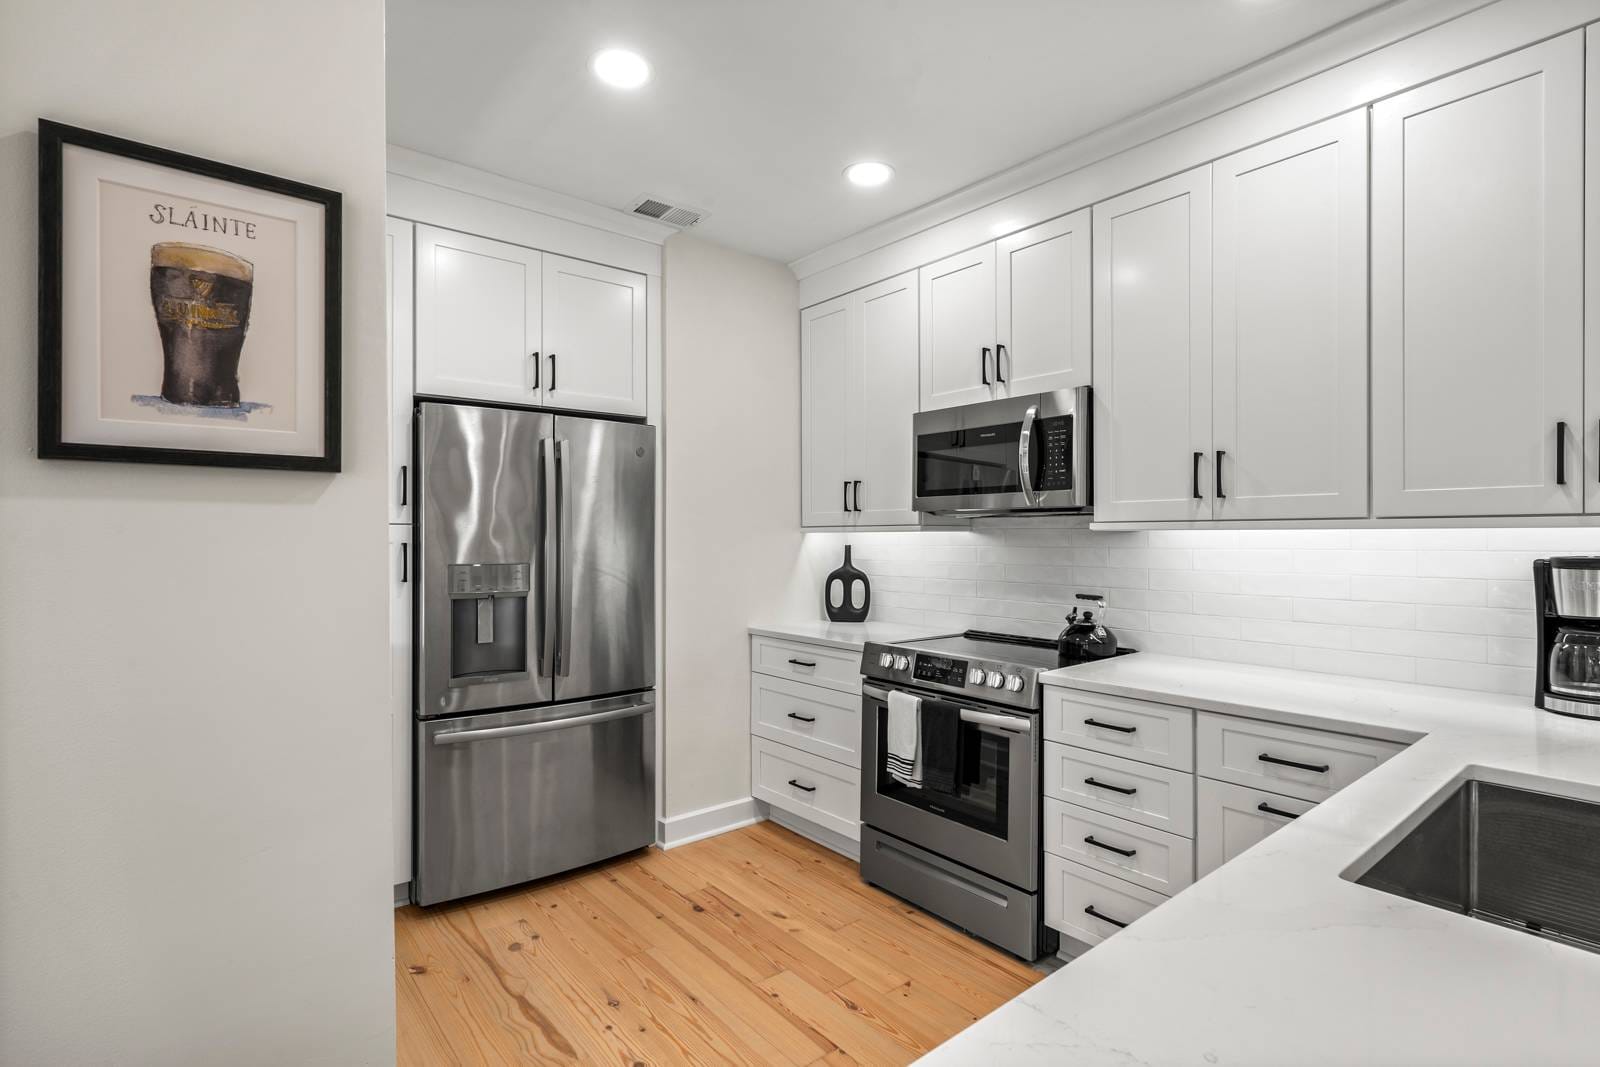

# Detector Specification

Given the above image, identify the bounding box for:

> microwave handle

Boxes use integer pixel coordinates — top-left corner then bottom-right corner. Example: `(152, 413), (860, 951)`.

(1018, 403), (1039, 507)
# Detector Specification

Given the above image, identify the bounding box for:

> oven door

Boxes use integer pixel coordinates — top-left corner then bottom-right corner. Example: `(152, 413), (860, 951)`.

(912, 387), (1089, 514)
(861, 683), (1039, 891)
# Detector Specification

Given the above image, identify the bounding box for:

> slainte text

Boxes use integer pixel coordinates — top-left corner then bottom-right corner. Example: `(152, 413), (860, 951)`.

(149, 204), (257, 239)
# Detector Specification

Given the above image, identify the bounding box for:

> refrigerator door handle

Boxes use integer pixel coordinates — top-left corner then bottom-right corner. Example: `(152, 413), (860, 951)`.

(539, 437), (559, 677)
(431, 702), (652, 745)
(554, 437), (570, 677)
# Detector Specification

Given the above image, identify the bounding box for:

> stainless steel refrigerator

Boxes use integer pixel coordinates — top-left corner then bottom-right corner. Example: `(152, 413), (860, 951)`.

(412, 401), (655, 906)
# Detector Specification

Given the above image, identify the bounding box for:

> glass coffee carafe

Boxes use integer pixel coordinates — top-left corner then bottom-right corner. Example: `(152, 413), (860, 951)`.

(1549, 627), (1600, 700)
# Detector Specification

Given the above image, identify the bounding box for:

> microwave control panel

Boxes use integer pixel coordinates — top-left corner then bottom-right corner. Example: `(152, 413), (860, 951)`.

(914, 654), (968, 688)
(1034, 415), (1075, 492)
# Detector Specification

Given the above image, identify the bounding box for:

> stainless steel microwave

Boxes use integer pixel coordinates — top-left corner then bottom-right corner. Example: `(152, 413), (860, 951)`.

(912, 387), (1091, 515)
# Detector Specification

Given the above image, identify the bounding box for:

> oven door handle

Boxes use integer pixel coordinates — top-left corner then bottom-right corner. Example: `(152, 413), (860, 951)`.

(1017, 402), (1038, 507)
(862, 684), (1032, 734)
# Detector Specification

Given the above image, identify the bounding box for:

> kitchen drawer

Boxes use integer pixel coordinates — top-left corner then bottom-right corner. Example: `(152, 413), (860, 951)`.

(1045, 742), (1195, 837)
(750, 635), (862, 695)
(1196, 777), (1316, 878)
(1044, 687), (1194, 771)
(1044, 853), (1167, 948)
(751, 736), (860, 841)
(1196, 711), (1403, 803)
(751, 673), (859, 765)
(1044, 797), (1194, 896)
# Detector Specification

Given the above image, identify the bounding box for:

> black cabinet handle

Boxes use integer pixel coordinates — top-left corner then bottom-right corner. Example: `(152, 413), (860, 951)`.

(399, 542), (408, 583)
(1083, 717), (1137, 735)
(853, 480), (862, 512)
(786, 712), (816, 723)
(843, 480), (851, 513)
(548, 352), (557, 391)
(981, 346), (991, 386)
(1257, 801), (1301, 820)
(1216, 450), (1226, 500)
(1084, 905), (1128, 929)
(530, 351), (540, 390)
(787, 779), (816, 793)
(1084, 835), (1137, 858)
(399, 464), (408, 506)
(788, 658), (817, 668)
(1557, 421), (1568, 485)
(1192, 451), (1203, 500)
(1258, 752), (1329, 774)
(995, 342), (1007, 384)
(1084, 776), (1137, 796)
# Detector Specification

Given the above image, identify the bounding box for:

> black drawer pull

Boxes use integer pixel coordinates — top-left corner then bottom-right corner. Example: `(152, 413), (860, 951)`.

(1084, 835), (1137, 858)
(787, 658), (818, 668)
(1084, 776), (1137, 796)
(786, 712), (816, 723)
(1084, 717), (1137, 735)
(1257, 801), (1301, 820)
(787, 779), (816, 793)
(1258, 753), (1329, 774)
(1084, 905), (1128, 929)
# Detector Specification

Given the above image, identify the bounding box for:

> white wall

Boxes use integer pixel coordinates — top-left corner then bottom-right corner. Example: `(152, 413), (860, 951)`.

(662, 234), (804, 818)
(794, 522), (1591, 697)
(0, 2), (394, 1064)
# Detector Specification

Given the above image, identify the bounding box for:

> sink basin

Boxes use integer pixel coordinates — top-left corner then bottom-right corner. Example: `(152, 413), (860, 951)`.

(1351, 778), (1600, 954)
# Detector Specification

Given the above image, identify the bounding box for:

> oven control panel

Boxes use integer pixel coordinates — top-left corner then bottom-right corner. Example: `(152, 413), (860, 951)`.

(913, 654), (968, 688)
(1034, 415), (1075, 492)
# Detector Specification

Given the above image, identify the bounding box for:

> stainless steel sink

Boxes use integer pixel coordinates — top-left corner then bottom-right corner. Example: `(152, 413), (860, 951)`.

(1352, 778), (1600, 954)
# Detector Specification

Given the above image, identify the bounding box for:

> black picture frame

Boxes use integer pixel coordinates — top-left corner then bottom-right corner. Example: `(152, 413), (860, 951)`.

(37, 118), (342, 471)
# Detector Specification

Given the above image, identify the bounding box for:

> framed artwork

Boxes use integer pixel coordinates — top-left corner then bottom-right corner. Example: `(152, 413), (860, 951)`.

(37, 119), (341, 471)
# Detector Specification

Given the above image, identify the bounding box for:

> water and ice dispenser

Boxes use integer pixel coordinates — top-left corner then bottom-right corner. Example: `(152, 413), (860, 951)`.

(447, 562), (530, 683)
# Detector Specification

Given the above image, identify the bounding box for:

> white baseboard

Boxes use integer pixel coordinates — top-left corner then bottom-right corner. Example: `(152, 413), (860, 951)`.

(394, 882), (410, 908)
(763, 804), (860, 861)
(656, 796), (763, 849)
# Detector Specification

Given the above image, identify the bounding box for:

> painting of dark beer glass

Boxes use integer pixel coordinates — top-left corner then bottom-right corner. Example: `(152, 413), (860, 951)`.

(148, 242), (255, 408)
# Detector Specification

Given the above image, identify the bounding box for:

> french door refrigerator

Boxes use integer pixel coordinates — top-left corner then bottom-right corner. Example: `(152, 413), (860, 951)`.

(412, 401), (655, 906)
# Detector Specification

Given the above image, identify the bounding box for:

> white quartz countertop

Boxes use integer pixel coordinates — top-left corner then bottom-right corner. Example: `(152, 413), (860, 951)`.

(748, 619), (930, 652)
(920, 653), (1600, 1067)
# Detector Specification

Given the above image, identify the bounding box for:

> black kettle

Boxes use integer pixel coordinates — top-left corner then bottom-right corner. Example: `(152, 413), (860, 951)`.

(1058, 593), (1119, 666)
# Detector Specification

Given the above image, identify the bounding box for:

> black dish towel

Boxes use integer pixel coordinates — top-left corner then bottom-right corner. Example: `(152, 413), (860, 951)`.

(920, 699), (961, 795)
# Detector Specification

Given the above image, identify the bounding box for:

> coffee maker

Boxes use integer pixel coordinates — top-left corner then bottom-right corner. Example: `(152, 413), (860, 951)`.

(1535, 557), (1600, 718)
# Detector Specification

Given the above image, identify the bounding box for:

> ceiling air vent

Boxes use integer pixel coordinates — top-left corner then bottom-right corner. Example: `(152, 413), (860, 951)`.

(628, 195), (706, 229)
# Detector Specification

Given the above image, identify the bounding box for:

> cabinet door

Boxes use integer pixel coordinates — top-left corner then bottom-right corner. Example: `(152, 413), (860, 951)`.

(386, 218), (415, 524)
(1213, 112), (1368, 520)
(852, 270), (920, 526)
(389, 525), (413, 889)
(414, 226), (542, 406)
(1372, 35), (1583, 517)
(995, 210), (1091, 396)
(919, 244), (997, 411)
(801, 295), (855, 526)
(1586, 28), (1600, 513)
(541, 254), (647, 417)
(1092, 167), (1214, 522)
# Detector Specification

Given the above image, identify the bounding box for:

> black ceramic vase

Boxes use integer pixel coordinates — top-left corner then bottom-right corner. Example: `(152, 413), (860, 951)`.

(825, 545), (871, 623)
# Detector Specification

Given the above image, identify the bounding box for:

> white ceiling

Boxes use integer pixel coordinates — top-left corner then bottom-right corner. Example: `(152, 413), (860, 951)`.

(387, 0), (1404, 263)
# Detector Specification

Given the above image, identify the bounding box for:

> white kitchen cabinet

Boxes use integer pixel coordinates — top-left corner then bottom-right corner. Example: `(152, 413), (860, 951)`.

(1092, 166), (1213, 522)
(1586, 27), (1600, 515)
(801, 270), (919, 527)
(995, 210), (1091, 396)
(390, 525), (413, 890)
(1196, 778), (1315, 879)
(415, 225), (542, 406)
(1213, 112), (1369, 520)
(919, 244), (997, 411)
(386, 217), (415, 525)
(1372, 34), (1583, 517)
(541, 253), (647, 417)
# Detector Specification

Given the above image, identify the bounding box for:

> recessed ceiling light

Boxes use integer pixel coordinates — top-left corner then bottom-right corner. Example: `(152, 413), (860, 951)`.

(845, 161), (894, 188)
(591, 48), (650, 90)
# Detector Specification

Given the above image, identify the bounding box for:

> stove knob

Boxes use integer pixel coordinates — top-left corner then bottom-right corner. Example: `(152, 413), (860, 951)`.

(986, 671), (1004, 689)
(878, 652), (894, 668)
(968, 666), (987, 685)
(1005, 675), (1025, 693)
(893, 655), (910, 671)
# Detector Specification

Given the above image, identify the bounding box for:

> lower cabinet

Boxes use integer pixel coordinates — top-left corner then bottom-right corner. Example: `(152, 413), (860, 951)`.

(1195, 778), (1316, 878)
(390, 525), (413, 891)
(1045, 853), (1168, 948)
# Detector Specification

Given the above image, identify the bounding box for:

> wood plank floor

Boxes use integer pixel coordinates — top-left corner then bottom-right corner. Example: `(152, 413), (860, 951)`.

(395, 821), (1042, 1066)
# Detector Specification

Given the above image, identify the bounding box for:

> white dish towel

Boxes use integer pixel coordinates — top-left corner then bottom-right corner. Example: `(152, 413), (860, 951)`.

(886, 690), (922, 787)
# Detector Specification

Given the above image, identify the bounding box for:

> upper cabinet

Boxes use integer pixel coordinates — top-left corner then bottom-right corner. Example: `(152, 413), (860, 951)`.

(1212, 111), (1369, 520)
(1372, 34), (1584, 517)
(541, 254), (647, 418)
(413, 226), (646, 417)
(995, 210), (1092, 397)
(1092, 167), (1213, 523)
(802, 270), (919, 527)
(386, 216), (415, 525)
(919, 245), (997, 410)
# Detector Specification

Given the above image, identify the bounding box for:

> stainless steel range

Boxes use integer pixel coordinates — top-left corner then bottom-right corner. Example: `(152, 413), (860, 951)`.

(859, 630), (1131, 959)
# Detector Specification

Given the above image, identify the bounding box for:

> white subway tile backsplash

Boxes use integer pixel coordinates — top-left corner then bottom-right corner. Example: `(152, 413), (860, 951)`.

(812, 523), (1600, 703)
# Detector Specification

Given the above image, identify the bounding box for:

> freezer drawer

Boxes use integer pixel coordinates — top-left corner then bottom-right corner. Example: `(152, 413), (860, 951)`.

(413, 692), (655, 906)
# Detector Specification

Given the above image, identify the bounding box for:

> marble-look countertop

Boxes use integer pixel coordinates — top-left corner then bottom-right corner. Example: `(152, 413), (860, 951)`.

(748, 619), (932, 653)
(920, 654), (1600, 1067)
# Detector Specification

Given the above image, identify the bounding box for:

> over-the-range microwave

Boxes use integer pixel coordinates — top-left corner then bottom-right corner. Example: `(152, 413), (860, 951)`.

(912, 387), (1091, 515)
